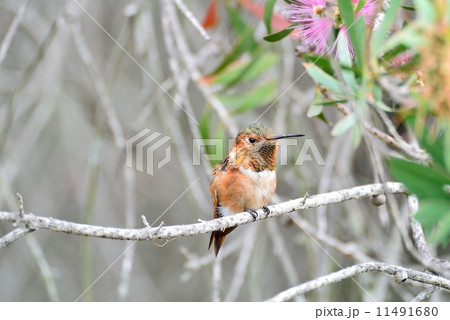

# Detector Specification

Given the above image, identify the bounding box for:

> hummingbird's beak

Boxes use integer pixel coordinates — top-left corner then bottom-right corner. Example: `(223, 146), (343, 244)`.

(267, 134), (305, 141)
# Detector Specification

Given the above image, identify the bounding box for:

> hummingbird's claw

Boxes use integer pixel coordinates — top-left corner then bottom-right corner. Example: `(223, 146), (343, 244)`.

(245, 209), (258, 221)
(262, 206), (270, 217)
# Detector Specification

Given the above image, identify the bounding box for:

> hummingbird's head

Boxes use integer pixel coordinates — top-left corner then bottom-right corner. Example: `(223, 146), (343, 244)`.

(232, 123), (304, 171)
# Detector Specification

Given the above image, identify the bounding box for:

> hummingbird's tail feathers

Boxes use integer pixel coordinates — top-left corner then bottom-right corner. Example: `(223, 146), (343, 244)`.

(208, 227), (236, 257)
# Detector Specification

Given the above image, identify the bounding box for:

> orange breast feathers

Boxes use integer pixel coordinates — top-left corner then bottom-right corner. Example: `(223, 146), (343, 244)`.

(210, 166), (276, 217)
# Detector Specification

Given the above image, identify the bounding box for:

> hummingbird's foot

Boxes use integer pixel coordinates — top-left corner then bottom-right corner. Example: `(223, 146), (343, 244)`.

(262, 206), (270, 217)
(245, 209), (258, 221)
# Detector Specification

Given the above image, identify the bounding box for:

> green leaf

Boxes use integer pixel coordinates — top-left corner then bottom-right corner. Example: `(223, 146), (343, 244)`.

(337, 32), (352, 68)
(374, 100), (395, 112)
(200, 107), (211, 140)
(222, 46), (270, 89)
(445, 126), (450, 172)
(219, 81), (277, 114)
(355, 0), (368, 14)
(412, 0), (436, 24)
(307, 104), (323, 118)
(264, 0), (277, 34)
(227, 3), (247, 34)
(312, 99), (348, 106)
(338, 0), (366, 68)
(304, 56), (334, 75)
(337, 35), (357, 90)
(380, 26), (426, 55)
(401, 5), (415, 11)
(416, 200), (450, 230)
(419, 129), (447, 171)
(304, 63), (346, 95)
(372, 84), (395, 111)
(264, 23), (299, 42)
(331, 113), (356, 136)
(431, 212), (450, 246)
(212, 52), (278, 87)
(352, 122), (362, 148)
(349, 16), (366, 69)
(210, 124), (226, 167)
(199, 107), (215, 157)
(389, 158), (450, 201)
(212, 27), (257, 74)
(316, 112), (329, 124)
(372, 0), (402, 56)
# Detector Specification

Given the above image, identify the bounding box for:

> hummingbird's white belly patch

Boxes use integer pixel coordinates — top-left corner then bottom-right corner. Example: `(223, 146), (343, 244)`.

(218, 206), (234, 217)
(239, 167), (275, 197)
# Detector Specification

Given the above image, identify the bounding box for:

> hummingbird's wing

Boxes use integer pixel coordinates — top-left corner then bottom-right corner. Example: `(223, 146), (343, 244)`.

(209, 156), (236, 256)
(211, 156), (230, 176)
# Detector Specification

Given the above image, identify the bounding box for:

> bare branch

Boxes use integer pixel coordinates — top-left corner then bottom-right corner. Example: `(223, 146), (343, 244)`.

(408, 195), (450, 272)
(173, 0), (210, 41)
(69, 14), (126, 148)
(0, 227), (33, 248)
(411, 286), (440, 302)
(164, 0), (239, 136)
(266, 262), (450, 302)
(1, 182), (407, 242)
(334, 102), (429, 162)
(0, 0), (31, 66)
(0, 193), (35, 248)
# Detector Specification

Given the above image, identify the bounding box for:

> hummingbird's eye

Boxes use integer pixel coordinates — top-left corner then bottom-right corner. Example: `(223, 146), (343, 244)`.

(248, 137), (256, 143)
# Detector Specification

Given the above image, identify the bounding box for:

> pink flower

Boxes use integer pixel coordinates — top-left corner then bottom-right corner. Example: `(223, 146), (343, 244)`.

(391, 50), (413, 67)
(284, 0), (377, 57)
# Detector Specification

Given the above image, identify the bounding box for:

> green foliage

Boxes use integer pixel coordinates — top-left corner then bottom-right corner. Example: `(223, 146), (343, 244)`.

(262, 0), (450, 245)
(211, 49), (278, 89)
(263, 23), (299, 42)
(338, 0), (366, 71)
(371, 0), (403, 56)
(389, 133), (450, 246)
(218, 81), (277, 114)
(303, 63), (346, 95)
(264, 0), (277, 34)
(201, 2), (284, 164)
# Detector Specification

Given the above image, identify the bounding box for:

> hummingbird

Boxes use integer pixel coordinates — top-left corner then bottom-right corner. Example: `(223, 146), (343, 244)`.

(208, 123), (304, 256)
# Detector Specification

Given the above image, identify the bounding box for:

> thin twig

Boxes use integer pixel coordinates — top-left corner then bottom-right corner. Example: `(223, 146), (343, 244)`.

(0, 227), (33, 248)
(333, 102), (429, 162)
(224, 224), (258, 301)
(0, 193), (34, 248)
(411, 286), (440, 302)
(266, 261), (450, 302)
(0, 188), (59, 301)
(289, 212), (372, 262)
(212, 254), (222, 302)
(266, 218), (301, 288)
(0, 0), (31, 66)
(24, 236), (60, 301)
(164, 0), (238, 136)
(69, 15), (126, 148)
(180, 237), (242, 280)
(408, 195), (450, 272)
(68, 6), (138, 301)
(0, 14), (61, 154)
(173, 0), (210, 41)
